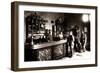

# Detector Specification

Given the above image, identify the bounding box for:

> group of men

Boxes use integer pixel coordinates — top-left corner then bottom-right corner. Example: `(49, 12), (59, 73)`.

(66, 25), (87, 57)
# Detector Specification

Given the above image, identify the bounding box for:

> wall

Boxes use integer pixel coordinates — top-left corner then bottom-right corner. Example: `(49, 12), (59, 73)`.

(0, 0), (99, 73)
(64, 13), (84, 30)
(41, 12), (64, 30)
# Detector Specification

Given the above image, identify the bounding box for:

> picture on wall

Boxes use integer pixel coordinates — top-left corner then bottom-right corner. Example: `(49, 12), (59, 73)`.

(11, 1), (97, 71)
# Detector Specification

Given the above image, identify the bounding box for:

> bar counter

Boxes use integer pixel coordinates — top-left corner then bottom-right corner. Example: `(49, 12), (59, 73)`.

(25, 39), (67, 61)
(33, 39), (67, 49)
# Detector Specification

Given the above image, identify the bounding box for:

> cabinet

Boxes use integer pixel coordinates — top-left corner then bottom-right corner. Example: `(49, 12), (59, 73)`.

(25, 12), (47, 44)
(52, 17), (64, 41)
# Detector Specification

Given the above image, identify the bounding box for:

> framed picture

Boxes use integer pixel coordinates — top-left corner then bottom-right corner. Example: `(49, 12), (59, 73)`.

(11, 1), (97, 71)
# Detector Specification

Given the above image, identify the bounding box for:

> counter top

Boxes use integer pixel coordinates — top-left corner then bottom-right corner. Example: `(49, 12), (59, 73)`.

(33, 39), (67, 49)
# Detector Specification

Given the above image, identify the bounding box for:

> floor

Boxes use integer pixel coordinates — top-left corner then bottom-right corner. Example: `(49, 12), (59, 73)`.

(61, 51), (91, 60)
(55, 51), (94, 66)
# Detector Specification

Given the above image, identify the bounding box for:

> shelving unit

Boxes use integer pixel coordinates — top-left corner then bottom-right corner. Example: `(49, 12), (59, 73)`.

(25, 12), (48, 45)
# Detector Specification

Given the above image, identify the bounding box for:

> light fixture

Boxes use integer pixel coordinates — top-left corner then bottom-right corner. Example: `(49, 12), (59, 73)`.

(82, 14), (89, 22)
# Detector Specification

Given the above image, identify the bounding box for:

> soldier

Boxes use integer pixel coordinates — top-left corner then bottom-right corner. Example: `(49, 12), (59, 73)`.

(72, 25), (81, 52)
(66, 31), (74, 57)
(80, 30), (87, 52)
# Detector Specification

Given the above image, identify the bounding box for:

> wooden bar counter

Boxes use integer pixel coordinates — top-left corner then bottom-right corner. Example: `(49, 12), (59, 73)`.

(25, 40), (67, 61)
(32, 40), (67, 61)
